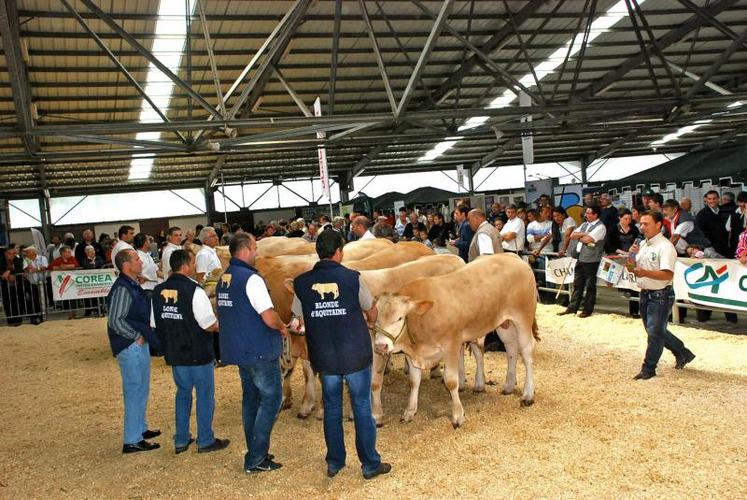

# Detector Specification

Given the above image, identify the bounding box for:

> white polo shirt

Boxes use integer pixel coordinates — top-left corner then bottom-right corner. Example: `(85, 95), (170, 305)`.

(161, 242), (181, 277)
(500, 217), (525, 252)
(475, 221), (496, 255)
(359, 230), (376, 241)
(573, 220), (606, 254)
(137, 249), (159, 290)
(196, 245), (222, 278)
(111, 240), (134, 265)
(636, 232), (677, 291)
(245, 274), (275, 314)
(150, 278), (217, 330)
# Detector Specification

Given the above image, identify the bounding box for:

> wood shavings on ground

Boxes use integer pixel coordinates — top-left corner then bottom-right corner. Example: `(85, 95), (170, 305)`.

(0, 304), (745, 498)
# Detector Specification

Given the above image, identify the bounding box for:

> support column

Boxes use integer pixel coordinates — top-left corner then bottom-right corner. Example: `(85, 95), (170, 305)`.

(580, 155), (591, 185)
(204, 182), (216, 224)
(38, 195), (51, 243)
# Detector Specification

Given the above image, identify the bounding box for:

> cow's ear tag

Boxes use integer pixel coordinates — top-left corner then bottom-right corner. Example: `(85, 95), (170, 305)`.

(413, 300), (434, 315)
(283, 278), (295, 294)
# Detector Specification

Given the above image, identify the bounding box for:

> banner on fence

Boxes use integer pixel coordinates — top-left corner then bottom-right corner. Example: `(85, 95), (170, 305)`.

(673, 258), (747, 312)
(51, 269), (117, 301)
(545, 257), (576, 285)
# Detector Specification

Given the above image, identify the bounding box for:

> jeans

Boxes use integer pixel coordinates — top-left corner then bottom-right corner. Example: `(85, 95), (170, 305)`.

(239, 361), (283, 469)
(640, 289), (691, 374)
(320, 366), (381, 476)
(172, 363), (216, 448)
(568, 261), (600, 314)
(116, 341), (151, 445)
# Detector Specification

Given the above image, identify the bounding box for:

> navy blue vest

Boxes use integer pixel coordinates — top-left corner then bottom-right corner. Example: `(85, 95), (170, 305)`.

(294, 260), (371, 375)
(217, 258), (281, 365)
(106, 274), (160, 357)
(152, 274), (214, 366)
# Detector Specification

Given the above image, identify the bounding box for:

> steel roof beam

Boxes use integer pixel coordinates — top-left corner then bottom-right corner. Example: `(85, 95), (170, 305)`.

(78, 0), (222, 120)
(358, 0), (398, 117)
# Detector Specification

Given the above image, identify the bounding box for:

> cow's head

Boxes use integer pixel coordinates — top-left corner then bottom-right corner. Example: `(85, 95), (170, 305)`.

(374, 293), (433, 354)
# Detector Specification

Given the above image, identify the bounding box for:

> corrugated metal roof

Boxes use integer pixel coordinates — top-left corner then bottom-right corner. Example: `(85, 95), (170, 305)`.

(0, 0), (746, 196)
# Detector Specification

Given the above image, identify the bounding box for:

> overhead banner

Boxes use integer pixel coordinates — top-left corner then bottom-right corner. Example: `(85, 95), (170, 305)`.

(313, 97), (330, 200)
(51, 269), (117, 301)
(673, 258), (747, 312)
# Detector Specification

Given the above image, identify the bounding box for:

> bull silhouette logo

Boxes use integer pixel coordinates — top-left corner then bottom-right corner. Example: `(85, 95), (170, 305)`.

(160, 289), (178, 303)
(312, 282), (339, 300)
(220, 273), (232, 287)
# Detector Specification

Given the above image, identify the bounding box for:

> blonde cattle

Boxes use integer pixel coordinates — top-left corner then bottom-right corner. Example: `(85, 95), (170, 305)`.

(373, 253), (539, 428)
(341, 238), (394, 261)
(256, 237), (316, 257)
(346, 241), (435, 271)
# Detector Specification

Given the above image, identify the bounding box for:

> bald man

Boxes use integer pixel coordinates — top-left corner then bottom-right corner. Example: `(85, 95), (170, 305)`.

(679, 197), (692, 214)
(351, 216), (376, 240)
(467, 208), (503, 262)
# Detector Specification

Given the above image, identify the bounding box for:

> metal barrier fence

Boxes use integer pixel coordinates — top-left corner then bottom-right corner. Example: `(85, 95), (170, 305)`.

(0, 270), (106, 326)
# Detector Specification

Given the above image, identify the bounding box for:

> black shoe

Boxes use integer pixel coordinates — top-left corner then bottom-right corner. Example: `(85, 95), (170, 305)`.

(557, 310), (575, 316)
(122, 440), (160, 454)
(633, 371), (655, 380)
(246, 458), (282, 474)
(175, 438), (195, 455)
(577, 311), (591, 318)
(327, 466), (343, 478)
(675, 352), (696, 370)
(363, 462), (392, 480)
(198, 438), (230, 453)
(142, 429), (161, 440)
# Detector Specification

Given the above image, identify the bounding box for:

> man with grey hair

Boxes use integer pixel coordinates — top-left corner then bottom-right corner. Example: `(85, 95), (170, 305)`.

(106, 248), (162, 453)
(75, 228), (103, 265)
(679, 197), (692, 214)
(303, 223), (319, 243)
(467, 208), (503, 261)
(195, 226), (221, 283)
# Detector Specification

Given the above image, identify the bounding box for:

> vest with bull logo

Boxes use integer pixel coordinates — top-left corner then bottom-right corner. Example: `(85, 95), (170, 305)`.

(152, 273), (214, 366)
(294, 260), (371, 375)
(217, 257), (281, 365)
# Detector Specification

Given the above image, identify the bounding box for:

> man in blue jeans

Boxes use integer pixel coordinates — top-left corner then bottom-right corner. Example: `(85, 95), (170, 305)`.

(217, 233), (288, 473)
(151, 249), (229, 454)
(293, 228), (391, 480)
(630, 211), (696, 380)
(106, 249), (162, 454)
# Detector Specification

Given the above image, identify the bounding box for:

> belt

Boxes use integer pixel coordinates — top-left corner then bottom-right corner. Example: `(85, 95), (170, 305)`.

(640, 285), (673, 293)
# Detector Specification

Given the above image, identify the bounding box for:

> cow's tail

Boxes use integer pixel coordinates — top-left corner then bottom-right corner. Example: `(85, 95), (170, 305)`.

(532, 317), (541, 342)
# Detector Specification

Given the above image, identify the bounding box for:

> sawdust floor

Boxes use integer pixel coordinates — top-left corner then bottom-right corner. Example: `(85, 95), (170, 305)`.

(1, 305), (745, 499)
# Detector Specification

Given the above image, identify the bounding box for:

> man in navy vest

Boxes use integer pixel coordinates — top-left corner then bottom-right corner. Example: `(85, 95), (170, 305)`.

(106, 249), (161, 454)
(292, 229), (391, 480)
(217, 233), (288, 473)
(151, 249), (230, 455)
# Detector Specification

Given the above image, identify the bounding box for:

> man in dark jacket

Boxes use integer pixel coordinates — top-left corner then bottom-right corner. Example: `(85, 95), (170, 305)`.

(696, 190), (731, 258)
(106, 249), (161, 454)
(217, 233), (288, 473)
(74, 229), (104, 265)
(292, 229), (390, 480)
(152, 249), (229, 455)
(450, 205), (474, 261)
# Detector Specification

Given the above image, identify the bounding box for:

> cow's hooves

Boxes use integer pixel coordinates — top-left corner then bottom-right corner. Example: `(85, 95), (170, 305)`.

(451, 421), (463, 429)
(473, 387), (485, 394)
(486, 380), (497, 386)
(501, 388), (515, 395)
(281, 401), (292, 410)
(376, 422), (385, 428)
(297, 412), (311, 419)
(520, 398), (534, 407)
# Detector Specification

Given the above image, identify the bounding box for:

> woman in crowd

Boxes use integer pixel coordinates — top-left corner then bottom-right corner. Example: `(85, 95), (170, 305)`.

(1, 244), (26, 326)
(631, 205), (645, 231)
(286, 221), (304, 238)
(50, 245), (80, 320)
(615, 208), (641, 317)
(81, 245), (104, 316)
(736, 224), (747, 265)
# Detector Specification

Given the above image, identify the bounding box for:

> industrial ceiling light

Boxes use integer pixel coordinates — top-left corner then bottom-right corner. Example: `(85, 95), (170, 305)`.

(128, 0), (196, 181)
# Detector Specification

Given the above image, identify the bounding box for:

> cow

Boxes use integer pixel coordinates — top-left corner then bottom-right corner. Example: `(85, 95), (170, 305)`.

(256, 237), (316, 257)
(340, 238), (394, 261)
(372, 253), (539, 428)
(345, 241), (435, 271)
(160, 289), (178, 303)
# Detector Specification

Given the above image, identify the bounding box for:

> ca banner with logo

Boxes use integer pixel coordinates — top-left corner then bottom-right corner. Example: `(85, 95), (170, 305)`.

(51, 269), (117, 301)
(673, 259), (747, 312)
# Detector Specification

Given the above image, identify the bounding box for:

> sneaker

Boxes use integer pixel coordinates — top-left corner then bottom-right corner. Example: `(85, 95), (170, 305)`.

(363, 462), (392, 480)
(197, 438), (230, 454)
(632, 371), (655, 380)
(675, 352), (696, 370)
(246, 458), (283, 474)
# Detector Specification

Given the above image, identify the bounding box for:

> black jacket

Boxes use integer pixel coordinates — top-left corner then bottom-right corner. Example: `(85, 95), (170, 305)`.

(696, 206), (730, 257)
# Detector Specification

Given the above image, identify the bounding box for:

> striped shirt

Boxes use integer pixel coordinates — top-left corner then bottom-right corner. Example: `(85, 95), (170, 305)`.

(108, 285), (141, 341)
